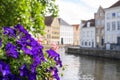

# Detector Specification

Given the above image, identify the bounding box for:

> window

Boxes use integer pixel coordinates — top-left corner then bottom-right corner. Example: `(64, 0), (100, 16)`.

(87, 31), (89, 37)
(107, 13), (111, 19)
(101, 29), (104, 34)
(96, 20), (100, 26)
(92, 42), (94, 47)
(97, 29), (100, 34)
(112, 13), (116, 18)
(98, 20), (100, 25)
(107, 35), (110, 43)
(112, 22), (116, 30)
(112, 35), (115, 43)
(85, 42), (87, 46)
(107, 23), (110, 31)
(97, 36), (99, 43)
(117, 12), (120, 18)
(100, 13), (103, 16)
(82, 41), (84, 45)
(118, 21), (120, 30)
(89, 42), (91, 46)
(96, 20), (103, 26)
(102, 20), (105, 26)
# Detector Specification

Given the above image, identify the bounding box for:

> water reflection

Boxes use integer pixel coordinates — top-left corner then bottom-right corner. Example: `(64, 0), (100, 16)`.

(59, 49), (80, 80)
(58, 48), (120, 80)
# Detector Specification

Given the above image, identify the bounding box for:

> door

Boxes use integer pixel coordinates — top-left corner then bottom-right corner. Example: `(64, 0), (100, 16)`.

(101, 38), (104, 45)
(61, 38), (64, 45)
(117, 37), (120, 45)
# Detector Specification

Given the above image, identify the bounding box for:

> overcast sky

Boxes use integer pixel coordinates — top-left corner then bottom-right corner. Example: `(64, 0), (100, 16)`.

(56, 0), (118, 24)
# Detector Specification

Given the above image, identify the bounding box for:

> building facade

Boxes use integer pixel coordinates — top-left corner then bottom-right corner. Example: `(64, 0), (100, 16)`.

(80, 19), (96, 48)
(94, 6), (105, 48)
(72, 24), (80, 45)
(45, 16), (60, 44)
(105, 0), (120, 49)
(59, 18), (74, 45)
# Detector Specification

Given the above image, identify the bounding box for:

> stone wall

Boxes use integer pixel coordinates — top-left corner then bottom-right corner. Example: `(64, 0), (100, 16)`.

(66, 47), (120, 59)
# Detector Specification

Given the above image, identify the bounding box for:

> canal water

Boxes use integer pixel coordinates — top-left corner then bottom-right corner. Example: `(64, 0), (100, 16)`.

(58, 48), (120, 80)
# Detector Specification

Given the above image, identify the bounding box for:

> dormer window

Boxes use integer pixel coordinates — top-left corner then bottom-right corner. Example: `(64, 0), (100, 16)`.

(87, 22), (90, 27)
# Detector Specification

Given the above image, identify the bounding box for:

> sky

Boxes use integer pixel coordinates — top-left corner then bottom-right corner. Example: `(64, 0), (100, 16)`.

(56, 0), (118, 24)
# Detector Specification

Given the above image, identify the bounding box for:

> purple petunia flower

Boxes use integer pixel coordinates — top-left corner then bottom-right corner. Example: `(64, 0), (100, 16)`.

(5, 42), (19, 58)
(3, 27), (16, 38)
(48, 67), (60, 80)
(46, 49), (62, 67)
(14, 24), (31, 37)
(19, 64), (29, 77)
(28, 72), (36, 80)
(0, 61), (11, 76)
(30, 56), (41, 73)
(54, 57), (62, 67)
(0, 24), (62, 80)
(30, 64), (37, 73)
(20, 64), (36, 80)
(46, 49), (59, 58)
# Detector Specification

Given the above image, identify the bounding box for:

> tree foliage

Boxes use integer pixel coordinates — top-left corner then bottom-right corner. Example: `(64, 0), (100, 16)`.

(0, 0), (58, 35)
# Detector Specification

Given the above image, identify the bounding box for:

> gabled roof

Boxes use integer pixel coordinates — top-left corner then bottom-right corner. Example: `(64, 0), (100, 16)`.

(97, 6), (105, 13)
(45, 16), (54, 26)
(59, 18), (71, 26)
(109, 0), (120, 8)
(82, 19), (95, 28)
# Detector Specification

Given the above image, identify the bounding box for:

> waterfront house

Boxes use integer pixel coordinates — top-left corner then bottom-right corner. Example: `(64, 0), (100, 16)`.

(72, 24), (80, 46)
(80, 19), (96, 48)
(44, 16), (60, 44)
(59, 18), (74, 45)
(104, 0), (120, 49)
(94, 6), (105, 48)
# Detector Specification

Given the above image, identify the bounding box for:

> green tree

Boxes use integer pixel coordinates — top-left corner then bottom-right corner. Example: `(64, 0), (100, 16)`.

(0, 0), (58, 35)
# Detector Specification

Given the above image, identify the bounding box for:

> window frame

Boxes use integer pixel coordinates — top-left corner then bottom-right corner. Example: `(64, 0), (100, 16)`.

(112, 21), (116, 30)
(107, 22), (110, 31)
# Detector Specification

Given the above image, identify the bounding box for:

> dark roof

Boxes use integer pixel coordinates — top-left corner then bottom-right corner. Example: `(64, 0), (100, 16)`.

(59, 18), (70, 26)
(45, 16), (54, 26)
(81, 20), (87, 24)
(109, 0), (120, 8)
(83, 19), (95, 27)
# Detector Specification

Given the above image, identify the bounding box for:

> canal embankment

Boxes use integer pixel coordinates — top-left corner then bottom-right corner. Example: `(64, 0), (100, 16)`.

(66, 47), (120, 59)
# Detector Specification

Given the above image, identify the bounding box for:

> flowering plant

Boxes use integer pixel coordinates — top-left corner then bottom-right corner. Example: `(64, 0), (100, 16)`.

(0, 24), (62, 80)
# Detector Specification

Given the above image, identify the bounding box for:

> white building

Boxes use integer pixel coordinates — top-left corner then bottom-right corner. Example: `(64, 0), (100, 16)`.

(59, 18), (74, 45)
(80, 19), (96, 48)
(105, 0), (120, 49)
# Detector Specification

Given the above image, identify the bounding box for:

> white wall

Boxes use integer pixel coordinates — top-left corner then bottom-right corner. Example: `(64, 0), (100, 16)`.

(80, 27), (96, 47)
(60, 25), (73, 45)
(105, 7), (120, 44)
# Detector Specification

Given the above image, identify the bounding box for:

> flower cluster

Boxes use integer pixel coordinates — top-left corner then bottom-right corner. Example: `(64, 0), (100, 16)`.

(47, 67), (60, 80)
(0, 24), (62, 80)
(47, 49), (62, 67)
